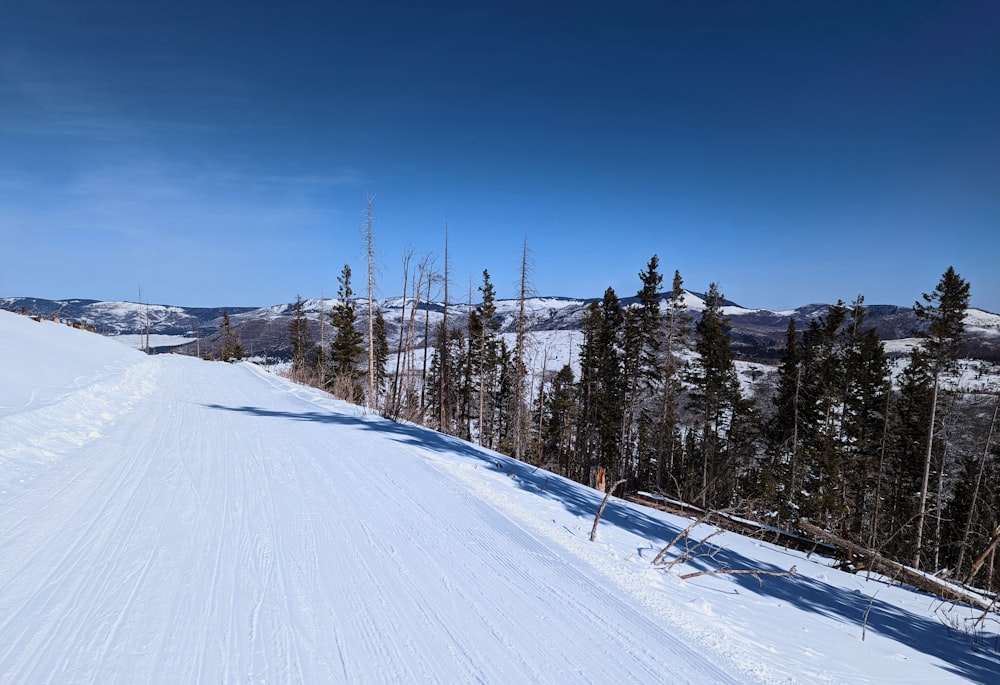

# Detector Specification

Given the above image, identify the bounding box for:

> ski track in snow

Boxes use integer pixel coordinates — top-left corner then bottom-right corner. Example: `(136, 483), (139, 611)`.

(0, 350), (741, 684)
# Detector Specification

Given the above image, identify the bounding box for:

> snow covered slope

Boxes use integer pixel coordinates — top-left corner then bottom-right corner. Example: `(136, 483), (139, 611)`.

(1, 310), (998, 684)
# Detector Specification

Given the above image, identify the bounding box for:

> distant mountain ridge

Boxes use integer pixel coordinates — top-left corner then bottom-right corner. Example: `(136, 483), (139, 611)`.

(4, 294), (999, 361)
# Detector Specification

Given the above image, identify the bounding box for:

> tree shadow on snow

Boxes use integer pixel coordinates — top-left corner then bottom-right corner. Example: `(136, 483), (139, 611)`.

(203, 402), (1000, 684)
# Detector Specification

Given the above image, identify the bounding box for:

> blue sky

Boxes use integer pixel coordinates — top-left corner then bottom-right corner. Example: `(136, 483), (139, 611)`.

(2, 1), (998, 310)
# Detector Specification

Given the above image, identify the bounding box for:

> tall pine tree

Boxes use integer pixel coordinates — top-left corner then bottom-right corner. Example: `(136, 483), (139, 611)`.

(288, 295), (312, 380)
(687, 283), (743, 507)
(219, 310), (244, 362)
(912, 266), (970, 569)
(330, 264), (364, 401)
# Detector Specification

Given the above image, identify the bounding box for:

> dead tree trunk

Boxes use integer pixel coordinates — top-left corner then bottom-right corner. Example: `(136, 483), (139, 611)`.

(798, 519), (991, 611)
(590, 479), (628, 542)
(365, 194), (376, 410)
(967, 525), (1000, 585)
(957, 395), (1000, 575)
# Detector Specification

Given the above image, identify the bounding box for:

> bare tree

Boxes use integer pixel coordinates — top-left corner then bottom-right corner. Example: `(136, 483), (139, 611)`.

(512, 238), (532, 460)
(407, 254), (435, 422)
(363, 193), (377, 410)
(439, 224), (451, 432)
(957, 394), (1000, 575)
(388, 247), (413, 418)
(420, 258), (436, 418)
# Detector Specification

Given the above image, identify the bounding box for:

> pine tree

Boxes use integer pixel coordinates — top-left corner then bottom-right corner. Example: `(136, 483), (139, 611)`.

(687, 283), (742, 507)
(764, 317), (802, 519)
(371, 307), (389, 409)
(912, 266), (971, 569)
(540, 364), (577, 477)
(792, 300), (848, 525)
(572, 291), (628, 486)
(288, 295), (312, 379)
(576, 301), (603, 487)
(656, 270), (689, 492)
(330, 264), (364, 401)
(623, 256), (663, 488)
(587, 288), (626, 482)
(474, 270), (501, 447)
(219, 310), (244, 362)
(840, 297), (890, 542)
(885, 348), (934, 559)
(426, 323), (464, 435)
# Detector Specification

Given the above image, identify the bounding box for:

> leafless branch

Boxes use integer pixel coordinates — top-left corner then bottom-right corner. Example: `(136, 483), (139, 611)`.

(590, 479), (627, 542)
(679, 565), (796, 582)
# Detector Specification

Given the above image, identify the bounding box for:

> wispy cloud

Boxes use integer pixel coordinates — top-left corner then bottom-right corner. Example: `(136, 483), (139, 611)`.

(0, 45), (232, 140)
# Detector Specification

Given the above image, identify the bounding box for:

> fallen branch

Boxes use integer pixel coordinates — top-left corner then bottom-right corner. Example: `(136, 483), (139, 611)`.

(798, 519), (993, 612)
(590, 479), (627, 542)
(651, 511), (714, 566)
(679, 565), (796, 582)
(629, 493), (836, 557)
(966, 525), (1000, 585)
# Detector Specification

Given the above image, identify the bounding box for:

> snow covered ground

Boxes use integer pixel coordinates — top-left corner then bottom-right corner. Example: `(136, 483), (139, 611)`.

(1, 309), (998, 684)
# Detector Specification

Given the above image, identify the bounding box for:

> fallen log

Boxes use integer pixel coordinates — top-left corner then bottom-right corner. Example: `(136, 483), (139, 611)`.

(628, 493), (836, 557)
(797, 519), (993, 612)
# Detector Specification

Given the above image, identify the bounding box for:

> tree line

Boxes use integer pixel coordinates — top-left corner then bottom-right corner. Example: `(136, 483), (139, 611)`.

(281, 208), (999, 591)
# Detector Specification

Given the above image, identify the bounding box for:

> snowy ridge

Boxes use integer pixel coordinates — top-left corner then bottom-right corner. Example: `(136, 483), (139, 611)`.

(6, 294), (1000, 363)
(964, 308), (1000, 336)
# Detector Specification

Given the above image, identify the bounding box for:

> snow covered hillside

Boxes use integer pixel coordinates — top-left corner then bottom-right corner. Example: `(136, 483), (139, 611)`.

(1, 310), (998, 684)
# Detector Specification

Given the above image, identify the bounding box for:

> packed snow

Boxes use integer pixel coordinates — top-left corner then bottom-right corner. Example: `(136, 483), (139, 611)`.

(1, 310), (998, 684)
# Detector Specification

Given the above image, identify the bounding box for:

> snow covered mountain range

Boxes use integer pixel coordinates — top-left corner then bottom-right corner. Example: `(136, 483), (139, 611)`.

(4, 293), (1000, 362)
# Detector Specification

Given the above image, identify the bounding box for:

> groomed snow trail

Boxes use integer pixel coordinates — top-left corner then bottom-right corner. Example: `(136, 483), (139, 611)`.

(0, 328), (744, 683)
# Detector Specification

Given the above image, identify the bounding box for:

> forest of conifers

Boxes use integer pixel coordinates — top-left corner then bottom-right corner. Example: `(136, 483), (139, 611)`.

(277, 248), (999, 593)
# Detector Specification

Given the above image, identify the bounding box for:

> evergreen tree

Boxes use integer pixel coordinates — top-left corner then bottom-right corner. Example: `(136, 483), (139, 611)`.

(473, 270), (501, 447)
(884, 348), (934, 559)
(763, 317), (802, 519)
(330, 264), (364, 401)
(623, 256), (663, 488)
(576, 301), (603, 487)
(840, 297), (890, 542)
(426, 323), (464, 435)
(793, 300), (848, 525)
(371, 307), (389, 408)
(595, 288), (626, 481)
(540, 364), (577, 477)
(655, 270), (689, 492)
(219, 310), (244, 362)
(635, 256), (664, 391)
(495, 339), (517, 454)
(912, 266), (971, 569)
(288, 295), (312, 378)
(573, 291), (627, 486)
(687, 283), (742, 506)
